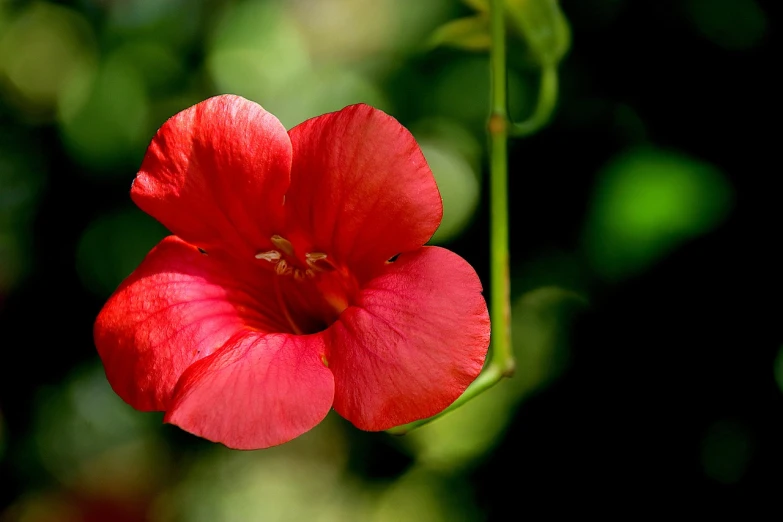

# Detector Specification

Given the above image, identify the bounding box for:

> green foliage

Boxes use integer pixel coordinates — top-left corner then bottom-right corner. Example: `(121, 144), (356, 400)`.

(506, 0), (571, 66)
(436, 0), (571, 67)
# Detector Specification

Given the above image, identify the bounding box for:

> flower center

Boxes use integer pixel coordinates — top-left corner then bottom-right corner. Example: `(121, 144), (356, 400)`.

(255, 235), (358, 335)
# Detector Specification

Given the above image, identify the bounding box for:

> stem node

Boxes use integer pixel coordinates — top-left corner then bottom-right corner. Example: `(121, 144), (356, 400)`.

(488, 113), (507, 135)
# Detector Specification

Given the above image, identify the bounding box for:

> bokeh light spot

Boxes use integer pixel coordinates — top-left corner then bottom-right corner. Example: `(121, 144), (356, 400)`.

(158, 416), (356, 522)
(111, 41), (185, 93)
(371, 467), (479, 522)
(269, 67), (388, 129)
(58, 53), (150, 171)
(207, 0), (310, 109)
(684, 0), (767, 50)
(584, 147), (732, 281)
(0, 2), (96, 118)
(289, 0), (397, 64)
(34, 364), (164, 497)
(419, 131), (481, 244)
(75, 207), (167, 296)
(701, 419), (753, 484)
(506, 286), (585, 397)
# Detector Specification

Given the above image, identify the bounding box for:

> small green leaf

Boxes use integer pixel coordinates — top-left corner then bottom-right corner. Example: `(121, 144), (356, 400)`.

(506, 0), (571, 66)
(428, 15), (491, 51)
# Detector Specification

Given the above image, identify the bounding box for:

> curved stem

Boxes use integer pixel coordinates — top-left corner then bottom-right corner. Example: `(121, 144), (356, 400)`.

(386, 364), (504, 435)
(387, 0), (515, 436)
(511, 65), (558, 137)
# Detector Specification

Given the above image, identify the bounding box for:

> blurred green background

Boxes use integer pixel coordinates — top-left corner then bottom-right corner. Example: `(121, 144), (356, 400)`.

(0, 0), (779, 519)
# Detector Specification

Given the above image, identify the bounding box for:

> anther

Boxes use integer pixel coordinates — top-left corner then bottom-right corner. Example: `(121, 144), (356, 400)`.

(305, 252), (336, 272)
(270, 235), (295, 257)
(255, 250), (281, 262)
(275, 259), (292, 276)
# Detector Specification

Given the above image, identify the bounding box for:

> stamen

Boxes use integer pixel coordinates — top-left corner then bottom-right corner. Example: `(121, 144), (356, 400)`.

(293, 268), (317, 280)
(270, 235), (295, 257)
(305, 252), (336, 272)
(275, 259), (293, 276)
(255, 250), (281, 262)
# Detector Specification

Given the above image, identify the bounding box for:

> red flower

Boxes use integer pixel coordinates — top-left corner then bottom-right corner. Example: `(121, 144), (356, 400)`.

(94, 95), (490, 449)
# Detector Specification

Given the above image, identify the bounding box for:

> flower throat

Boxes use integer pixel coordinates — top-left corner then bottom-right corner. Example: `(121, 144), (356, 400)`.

(255, 234), (358, 335)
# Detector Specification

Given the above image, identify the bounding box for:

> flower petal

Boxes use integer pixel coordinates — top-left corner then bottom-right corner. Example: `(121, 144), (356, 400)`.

(165, 332), (334, 450)
(285, 104), (442, 276)
(327, 247), (490, 431)
(132, 95), (291, 258)
(94, 236), (289, 412)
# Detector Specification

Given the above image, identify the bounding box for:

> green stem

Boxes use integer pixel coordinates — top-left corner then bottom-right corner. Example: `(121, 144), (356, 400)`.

(387, 0), (515, 436)
(487, 0), (515, 378)
(511, 65), (558, 137)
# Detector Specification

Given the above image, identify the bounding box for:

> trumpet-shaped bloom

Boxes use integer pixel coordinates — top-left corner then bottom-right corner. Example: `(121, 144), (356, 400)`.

(94, 95), (490, 449)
